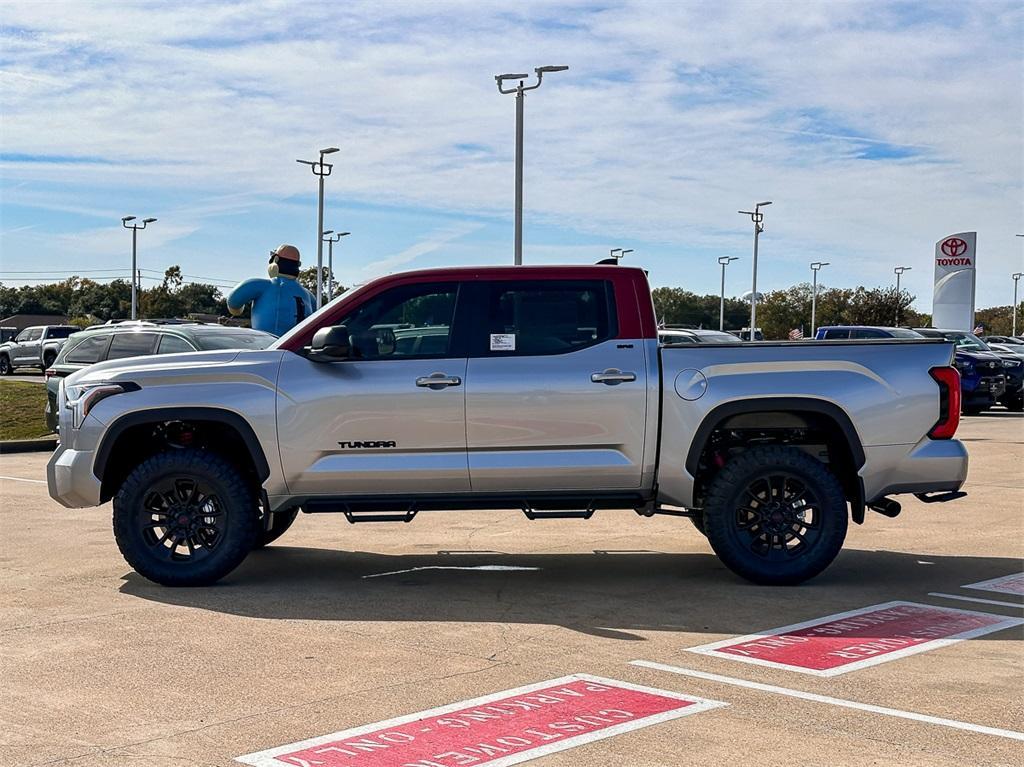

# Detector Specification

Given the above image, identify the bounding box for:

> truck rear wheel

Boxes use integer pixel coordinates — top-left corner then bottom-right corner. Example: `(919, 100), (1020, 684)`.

(702, 446), (848, 585)
(112, 449), (259, 586)
(0, 355), (11, 376)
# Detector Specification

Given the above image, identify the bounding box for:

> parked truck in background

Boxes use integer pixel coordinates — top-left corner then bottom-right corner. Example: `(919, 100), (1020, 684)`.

(0, 324), (79, 375)
(47, 265), (968, 588)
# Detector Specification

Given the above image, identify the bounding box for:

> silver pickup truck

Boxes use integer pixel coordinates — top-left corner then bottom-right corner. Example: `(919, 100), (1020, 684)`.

(47, 265), (967, 587)
(0, 324), (79, 374)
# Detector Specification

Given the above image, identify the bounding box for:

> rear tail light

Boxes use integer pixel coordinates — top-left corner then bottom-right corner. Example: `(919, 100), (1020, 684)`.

(44, 368), (56, 379)
(928, 366), (960, 439)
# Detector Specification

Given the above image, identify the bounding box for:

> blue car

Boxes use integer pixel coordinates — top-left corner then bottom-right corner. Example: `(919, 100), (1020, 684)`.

(912, 328), (1008, 413)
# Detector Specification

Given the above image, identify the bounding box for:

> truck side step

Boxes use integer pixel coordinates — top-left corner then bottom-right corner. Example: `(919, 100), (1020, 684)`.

(522, 503), (595, 520)
(343, 508), (419, 524)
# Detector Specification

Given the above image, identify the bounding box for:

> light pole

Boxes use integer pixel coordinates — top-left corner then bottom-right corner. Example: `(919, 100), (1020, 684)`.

(494, 65), (568, 265)
(610, 248), (633, 262)
(121, 215), (157, 320)
(738, 201), (772, 336)
(297, 147), (339, 309)
(810, 261), (829, 336)
(894, 265), (912, 326)
(718, 256), (739, 331)
(1013, 271), (1023, 337)
(322, 230), (350, 303)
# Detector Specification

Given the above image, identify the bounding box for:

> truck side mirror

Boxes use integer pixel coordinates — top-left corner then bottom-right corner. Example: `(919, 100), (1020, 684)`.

(309, 325), (351, 361)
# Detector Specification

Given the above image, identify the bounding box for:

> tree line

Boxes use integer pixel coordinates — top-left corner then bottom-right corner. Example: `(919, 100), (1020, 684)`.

(0, 266), (341, 326)
(1, 268), (1019, 338)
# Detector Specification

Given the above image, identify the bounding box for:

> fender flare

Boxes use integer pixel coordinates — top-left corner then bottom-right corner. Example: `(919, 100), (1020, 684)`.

(684, 397), (866, 478)
(93, 407), (271, 484)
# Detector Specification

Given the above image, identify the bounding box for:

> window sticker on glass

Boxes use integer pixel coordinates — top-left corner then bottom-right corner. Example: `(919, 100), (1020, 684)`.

(490, 333), (516, 351)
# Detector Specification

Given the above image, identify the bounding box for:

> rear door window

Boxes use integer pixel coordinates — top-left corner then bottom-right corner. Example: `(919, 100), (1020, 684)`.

(64, 335), (111, 364)
(475, 280), (615, 356)
(157, 334), (196, 354)
(823, 329), (851, 339)
(106, 332), (158, 360)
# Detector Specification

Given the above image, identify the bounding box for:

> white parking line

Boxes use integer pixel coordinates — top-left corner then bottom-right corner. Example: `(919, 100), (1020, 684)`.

(362, 565), (540, 579)
(0, 475), (47, 484)
(928, 592), (1024, 609)
(630, 660), (1024, 742)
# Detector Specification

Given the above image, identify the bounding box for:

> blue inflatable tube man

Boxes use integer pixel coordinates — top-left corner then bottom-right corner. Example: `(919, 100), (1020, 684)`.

(227, 244), (315, 337)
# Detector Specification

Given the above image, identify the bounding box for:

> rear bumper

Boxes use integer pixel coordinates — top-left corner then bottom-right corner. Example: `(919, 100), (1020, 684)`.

(861, 438), (968, 503)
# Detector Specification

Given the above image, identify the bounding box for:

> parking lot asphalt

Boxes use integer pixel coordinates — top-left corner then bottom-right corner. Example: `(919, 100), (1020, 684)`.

(1, 413), (1021, 767)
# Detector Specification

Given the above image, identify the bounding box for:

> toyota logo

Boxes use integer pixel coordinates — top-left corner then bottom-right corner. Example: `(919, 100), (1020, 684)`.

(941, 238), (968, 257)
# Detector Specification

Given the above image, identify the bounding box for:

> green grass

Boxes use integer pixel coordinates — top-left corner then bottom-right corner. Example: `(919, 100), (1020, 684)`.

(0, 380), (53, 440)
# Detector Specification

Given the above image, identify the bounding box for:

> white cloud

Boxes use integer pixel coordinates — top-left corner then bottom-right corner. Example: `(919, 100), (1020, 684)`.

(0, 0), (1021, 307)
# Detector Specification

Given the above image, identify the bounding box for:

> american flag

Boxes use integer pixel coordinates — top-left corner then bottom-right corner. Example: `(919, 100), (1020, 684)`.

(973, 325), (984, 335)
(789, 328), (804, 340)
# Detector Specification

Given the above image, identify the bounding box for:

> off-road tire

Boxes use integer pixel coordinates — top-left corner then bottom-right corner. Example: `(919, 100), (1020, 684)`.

(253, 508), (299, 548)
(703, 446), (848, 585)
(42, 351), (56, 370)
(113, 449), (259, 586)
(0, 355), (11, 376)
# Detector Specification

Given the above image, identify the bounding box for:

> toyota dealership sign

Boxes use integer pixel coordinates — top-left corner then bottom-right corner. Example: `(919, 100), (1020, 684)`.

(932, 231), (977, 330)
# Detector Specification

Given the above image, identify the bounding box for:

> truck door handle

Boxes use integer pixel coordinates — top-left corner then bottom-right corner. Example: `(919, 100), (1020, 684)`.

(591, 369), (636, 385)
(416, 372), (462, 389)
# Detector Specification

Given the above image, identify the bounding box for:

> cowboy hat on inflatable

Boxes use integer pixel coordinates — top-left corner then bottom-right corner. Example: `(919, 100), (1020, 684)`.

(227, 244), (316, 336)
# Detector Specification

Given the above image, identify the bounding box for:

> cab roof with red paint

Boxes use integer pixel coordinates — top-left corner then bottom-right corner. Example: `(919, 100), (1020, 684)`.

(275, 263), (657, 351)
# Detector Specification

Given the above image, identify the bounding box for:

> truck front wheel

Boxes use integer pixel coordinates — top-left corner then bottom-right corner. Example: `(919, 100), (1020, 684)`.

(112, 449), (259, 586)
(702, 446), (848, 585)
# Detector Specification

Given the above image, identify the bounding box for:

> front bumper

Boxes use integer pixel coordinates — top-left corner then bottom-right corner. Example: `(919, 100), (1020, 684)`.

(963, 375), (1005, 405)
(46, 443), (102, 508)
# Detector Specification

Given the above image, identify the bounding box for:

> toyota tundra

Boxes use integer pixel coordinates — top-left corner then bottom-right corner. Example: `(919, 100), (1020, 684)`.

(47, 265), (968, 587)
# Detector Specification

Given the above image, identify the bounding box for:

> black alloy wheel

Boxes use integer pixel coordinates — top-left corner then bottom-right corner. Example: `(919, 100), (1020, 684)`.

(113, 449), (258, 586)
(703, 446), (848, 585)
(138, 476), (226, 563)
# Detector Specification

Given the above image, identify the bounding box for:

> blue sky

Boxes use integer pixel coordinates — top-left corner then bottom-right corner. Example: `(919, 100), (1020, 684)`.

(1, 0), (1021, 309)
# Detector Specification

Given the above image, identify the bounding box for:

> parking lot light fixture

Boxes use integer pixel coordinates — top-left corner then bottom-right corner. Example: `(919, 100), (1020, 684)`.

(810, 261), (829, 336)
(322, 230), (351, 302)
(718, 256), (740, 331)
(610, 248), (622, 260)
(297, 147), (340, 309)
(738, 201), (772, 335)
(894, 266), (912, 326)
(618, 249), (634, 261)
(494, 64), (569, 265)
(122, 215), (157, 320)
(1013, 271), (1023, 336)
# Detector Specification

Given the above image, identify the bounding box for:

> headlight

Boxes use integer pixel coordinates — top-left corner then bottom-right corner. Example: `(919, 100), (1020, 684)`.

(957, 360), (974, 372)
(63, 382), (133, 429)
(1003, 359), (1022, 368)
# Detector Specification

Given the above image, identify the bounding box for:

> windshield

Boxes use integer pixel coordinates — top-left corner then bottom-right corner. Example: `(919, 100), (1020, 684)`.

(941, 332), (990, 351)
(888, 328), (924, 338)
(195, 331), (275, 351)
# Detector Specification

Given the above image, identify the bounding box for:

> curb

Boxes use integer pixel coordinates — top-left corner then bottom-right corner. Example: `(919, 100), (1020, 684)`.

(0, 437), (57, 454)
